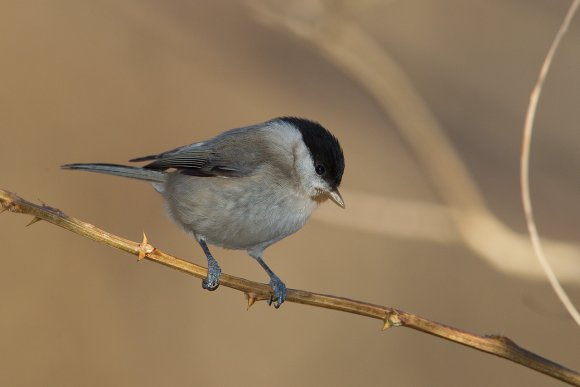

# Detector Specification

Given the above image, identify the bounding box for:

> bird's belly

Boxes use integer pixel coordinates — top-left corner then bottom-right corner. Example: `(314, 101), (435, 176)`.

(163, 176), (318, 250)
(204, 201), (314, 250)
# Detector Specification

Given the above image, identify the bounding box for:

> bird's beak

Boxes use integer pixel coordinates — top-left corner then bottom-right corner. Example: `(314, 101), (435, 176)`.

(328, 188), (345, 209)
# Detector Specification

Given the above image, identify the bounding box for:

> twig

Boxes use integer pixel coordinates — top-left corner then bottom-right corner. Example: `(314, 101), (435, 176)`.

(520, 0), (580, 326)
(1, 188), (579, 385)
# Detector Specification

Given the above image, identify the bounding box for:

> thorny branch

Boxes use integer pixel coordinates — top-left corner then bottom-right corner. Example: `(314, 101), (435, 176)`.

(1, 188), (579, 386)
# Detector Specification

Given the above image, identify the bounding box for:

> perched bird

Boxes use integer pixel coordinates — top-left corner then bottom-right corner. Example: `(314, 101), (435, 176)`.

(62, 117), (345, 307)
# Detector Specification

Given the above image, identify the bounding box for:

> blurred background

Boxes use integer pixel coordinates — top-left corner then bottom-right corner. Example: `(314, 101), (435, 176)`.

(1, 1), (579, 386)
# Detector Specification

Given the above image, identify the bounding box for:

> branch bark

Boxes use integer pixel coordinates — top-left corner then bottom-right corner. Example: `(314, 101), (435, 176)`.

(1, 188), (578, 386)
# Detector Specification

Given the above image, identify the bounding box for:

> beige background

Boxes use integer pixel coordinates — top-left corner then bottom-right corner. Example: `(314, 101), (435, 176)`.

(1, 1), (579, 386)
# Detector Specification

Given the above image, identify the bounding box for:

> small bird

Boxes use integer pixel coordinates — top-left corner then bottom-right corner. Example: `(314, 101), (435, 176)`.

(62, 117), (345, 307)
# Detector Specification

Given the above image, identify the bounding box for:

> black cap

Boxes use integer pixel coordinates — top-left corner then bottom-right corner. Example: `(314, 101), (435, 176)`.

(278, 117), (345, 189)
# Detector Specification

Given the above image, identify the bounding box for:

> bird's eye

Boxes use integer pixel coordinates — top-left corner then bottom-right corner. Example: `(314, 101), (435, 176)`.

(315, 164), (326, 175)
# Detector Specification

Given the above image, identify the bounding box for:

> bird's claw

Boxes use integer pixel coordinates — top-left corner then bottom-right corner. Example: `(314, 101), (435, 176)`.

(202, 260), (221, 291)
(202, 278), (219, 291)
(267, 276), (287, 308)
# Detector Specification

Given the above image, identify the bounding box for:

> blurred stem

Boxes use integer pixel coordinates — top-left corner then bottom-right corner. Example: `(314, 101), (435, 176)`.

(1, 188), (579, 386)
(248, 2), (580, 287)
(520, 0), (580, 326)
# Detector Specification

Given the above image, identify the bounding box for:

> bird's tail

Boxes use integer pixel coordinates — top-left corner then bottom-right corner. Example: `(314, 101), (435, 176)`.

(61, 163), (166, 183)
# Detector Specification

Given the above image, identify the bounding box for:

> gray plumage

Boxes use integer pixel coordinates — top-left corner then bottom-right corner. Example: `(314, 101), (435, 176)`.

(63, 117), (345, 307)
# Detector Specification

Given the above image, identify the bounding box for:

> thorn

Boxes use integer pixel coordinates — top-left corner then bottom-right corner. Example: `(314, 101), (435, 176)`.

(246, 293), (257, 310)
(382, 312), (402, 330)
(381, 320), (392, 331)
(137, 232), (154, 261)
(25, 216), (42, 227)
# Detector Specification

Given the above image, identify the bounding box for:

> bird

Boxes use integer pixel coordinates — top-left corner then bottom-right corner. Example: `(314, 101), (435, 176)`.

(62, 117), (345, 308)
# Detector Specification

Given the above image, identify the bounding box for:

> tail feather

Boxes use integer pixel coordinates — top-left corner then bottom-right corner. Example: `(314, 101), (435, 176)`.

(61, 163), (166, 183)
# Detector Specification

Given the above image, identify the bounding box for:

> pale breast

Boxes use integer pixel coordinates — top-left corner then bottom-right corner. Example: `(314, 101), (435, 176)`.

(162, 168), (318, 251)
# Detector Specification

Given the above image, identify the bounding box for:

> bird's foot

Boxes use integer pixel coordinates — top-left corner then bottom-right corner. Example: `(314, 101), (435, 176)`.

(202, 259), (221, 291)
(267, 275), (287, 309)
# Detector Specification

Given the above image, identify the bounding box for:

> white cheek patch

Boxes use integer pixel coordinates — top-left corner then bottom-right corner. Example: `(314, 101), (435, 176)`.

(293, 140), (328, 196)
(271, 120), (329, 197)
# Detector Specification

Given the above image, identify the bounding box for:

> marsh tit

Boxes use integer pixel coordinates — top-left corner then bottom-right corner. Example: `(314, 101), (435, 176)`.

(62, 117), (345, 308)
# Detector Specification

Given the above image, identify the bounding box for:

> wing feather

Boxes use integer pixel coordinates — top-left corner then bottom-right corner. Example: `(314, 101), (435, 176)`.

(128, 125), (269, 177)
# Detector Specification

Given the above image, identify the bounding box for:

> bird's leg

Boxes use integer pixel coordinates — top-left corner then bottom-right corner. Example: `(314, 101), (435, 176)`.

(251, 254), (287, 308)
(197, 238), (221, 291)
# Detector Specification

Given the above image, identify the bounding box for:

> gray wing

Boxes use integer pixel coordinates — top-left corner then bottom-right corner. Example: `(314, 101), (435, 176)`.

(129, 126), (268, 177)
